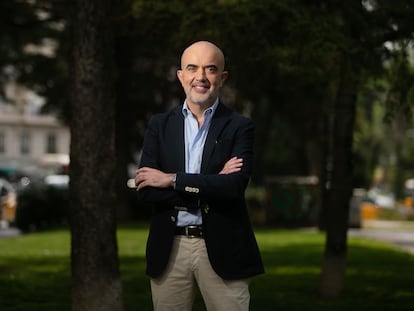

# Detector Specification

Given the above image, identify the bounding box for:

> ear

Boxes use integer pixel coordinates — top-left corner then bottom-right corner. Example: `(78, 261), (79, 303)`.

(177, 70), (183, 83)
(220, 71), (229, 87)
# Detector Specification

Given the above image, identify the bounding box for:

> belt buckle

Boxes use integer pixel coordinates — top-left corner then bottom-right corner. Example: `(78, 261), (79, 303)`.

(185, 225), (200, 238)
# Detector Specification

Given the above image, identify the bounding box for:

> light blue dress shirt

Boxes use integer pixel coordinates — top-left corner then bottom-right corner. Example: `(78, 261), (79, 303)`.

(176, 99), (219, 227)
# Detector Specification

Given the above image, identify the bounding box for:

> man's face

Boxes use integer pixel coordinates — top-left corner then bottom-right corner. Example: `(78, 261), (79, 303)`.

(177, 42), (228, 109)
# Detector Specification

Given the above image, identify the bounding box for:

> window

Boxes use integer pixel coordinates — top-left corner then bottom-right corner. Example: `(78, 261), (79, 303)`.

(20, 132), (31, 154)
(46, 133), (57, 153)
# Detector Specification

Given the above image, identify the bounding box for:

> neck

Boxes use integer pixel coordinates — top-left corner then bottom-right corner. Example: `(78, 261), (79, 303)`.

(186, 100), (216, 128)
(186, 99), (217, 117)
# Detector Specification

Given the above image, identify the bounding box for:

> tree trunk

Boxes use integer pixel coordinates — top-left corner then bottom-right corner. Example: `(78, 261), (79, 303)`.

(69, 0), (123, 310)
(114, 33), (136, 221)
(251, 96), (275, 183)
(319, 56), (358, 298)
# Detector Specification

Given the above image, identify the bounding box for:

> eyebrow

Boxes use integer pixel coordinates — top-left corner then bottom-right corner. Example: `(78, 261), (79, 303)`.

(185, 64), (219, 70)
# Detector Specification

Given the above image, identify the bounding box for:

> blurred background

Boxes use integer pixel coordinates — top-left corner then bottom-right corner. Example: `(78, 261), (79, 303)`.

(1, 0), (414, 232)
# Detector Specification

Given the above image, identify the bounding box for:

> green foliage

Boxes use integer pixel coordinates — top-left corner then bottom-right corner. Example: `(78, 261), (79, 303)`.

(2, 0), (414, 188)
(0, 0), (71, 121)
(353, 46), (414, 192)
(1, 226), (414, 310)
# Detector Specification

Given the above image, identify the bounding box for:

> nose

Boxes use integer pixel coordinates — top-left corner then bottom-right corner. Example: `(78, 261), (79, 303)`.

(195, 68), (206, 81)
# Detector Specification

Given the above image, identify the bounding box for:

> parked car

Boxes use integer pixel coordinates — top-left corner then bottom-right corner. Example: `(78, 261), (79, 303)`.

(367, 188), (396, 209)
(15, 173), (69, 232)
(0, 178), (17, 227)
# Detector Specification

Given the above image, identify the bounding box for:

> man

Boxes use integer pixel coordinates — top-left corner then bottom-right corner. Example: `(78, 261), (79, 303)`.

(135, 41), (264, 310)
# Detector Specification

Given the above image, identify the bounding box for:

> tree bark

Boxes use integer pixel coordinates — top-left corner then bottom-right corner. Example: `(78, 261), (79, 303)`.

(319, 56), (357, 298)
(69, 0), (123, 310)
(114, 32), (136, 221)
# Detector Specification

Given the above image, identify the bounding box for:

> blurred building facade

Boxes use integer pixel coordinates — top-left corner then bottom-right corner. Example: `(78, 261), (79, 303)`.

(0, 99), (69, 175)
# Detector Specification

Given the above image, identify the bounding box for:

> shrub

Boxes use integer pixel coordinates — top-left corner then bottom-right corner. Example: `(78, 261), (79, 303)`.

(15, 184), (69, 232)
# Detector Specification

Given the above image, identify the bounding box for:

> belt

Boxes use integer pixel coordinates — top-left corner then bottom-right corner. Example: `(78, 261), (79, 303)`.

(175, 225), (203, 238)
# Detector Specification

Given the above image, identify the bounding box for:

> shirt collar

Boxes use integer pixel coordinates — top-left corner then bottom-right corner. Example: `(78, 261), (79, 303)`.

(182, 98), (219, 118)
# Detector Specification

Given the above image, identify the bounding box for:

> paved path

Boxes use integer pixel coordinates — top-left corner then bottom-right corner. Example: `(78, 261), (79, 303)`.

(0, 227), (21, 239)
(349, 220), (414, 255)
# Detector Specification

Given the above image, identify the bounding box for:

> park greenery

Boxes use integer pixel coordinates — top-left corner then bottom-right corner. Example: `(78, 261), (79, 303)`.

(1, 226), (414, 310)
(2, 0), (414, 191)
(2, 0), (414, 309)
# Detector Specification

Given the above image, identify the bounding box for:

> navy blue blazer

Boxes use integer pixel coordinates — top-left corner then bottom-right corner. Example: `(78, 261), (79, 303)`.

(138, 102), (264, 280)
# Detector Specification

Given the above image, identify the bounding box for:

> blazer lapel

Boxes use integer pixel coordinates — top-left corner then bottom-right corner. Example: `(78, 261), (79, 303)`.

(168, 106), (186, 172)
(201, 102), (231, 173)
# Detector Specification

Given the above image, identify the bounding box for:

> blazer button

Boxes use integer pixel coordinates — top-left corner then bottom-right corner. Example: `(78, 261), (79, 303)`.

(171, 216), (176, 222)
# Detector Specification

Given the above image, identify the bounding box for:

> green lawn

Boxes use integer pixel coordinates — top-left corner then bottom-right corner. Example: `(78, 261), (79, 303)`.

(1, 225), (413, 310)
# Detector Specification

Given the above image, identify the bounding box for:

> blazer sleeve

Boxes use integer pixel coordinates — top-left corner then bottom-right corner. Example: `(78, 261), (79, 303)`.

(175, 116), (254, 201)
(137, 115), (199, 208)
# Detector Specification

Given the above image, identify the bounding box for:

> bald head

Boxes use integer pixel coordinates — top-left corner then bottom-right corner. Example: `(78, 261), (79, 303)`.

(180, 41), (226, 71)
(177, 41), (228, 110)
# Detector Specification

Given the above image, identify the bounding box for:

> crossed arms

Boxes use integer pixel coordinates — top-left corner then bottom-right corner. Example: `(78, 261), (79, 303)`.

(136, 113), (254, 206)
(135, 156), (243, 190)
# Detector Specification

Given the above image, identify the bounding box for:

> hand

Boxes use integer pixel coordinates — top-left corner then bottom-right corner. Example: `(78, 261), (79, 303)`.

(219, 157), (243, 174)
(135, 167), (174, 191)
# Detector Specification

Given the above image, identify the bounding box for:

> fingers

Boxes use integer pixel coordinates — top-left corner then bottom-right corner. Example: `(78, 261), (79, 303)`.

(219, 157), (243, 174)
(135, 167), (173, 190)
(135, 167), (153, 190)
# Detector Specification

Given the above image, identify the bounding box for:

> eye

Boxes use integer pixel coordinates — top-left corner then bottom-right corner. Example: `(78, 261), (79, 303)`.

(206, 65), (218, 74)
(186, 65), (197, 72)
(206, 66), (218, 73)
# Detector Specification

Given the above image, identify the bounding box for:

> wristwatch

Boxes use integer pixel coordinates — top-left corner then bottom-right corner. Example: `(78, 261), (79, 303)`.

(172, 174), (177, 188)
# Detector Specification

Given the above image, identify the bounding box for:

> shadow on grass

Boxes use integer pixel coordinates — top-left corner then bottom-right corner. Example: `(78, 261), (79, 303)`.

(1, 228), (414, 311)
(121, 242), (414, 311)
(249, 242), (414, 311)
(0, 256), (70, 311)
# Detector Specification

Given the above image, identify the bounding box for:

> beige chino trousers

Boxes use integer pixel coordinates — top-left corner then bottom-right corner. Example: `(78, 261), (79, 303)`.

(150, 236), (250, 311)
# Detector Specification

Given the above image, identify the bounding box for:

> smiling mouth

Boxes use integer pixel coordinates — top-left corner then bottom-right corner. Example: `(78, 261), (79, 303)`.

(192, 85), (209, 92)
